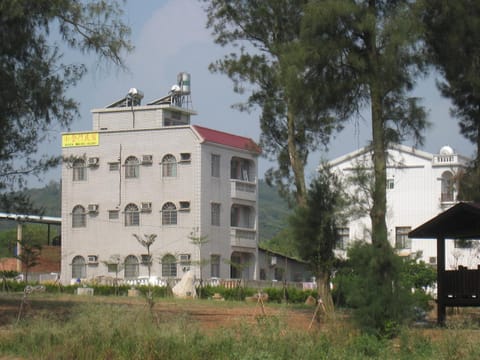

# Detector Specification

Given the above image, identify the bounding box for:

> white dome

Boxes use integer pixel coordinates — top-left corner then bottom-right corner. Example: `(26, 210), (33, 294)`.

(439, 145), (454, 155)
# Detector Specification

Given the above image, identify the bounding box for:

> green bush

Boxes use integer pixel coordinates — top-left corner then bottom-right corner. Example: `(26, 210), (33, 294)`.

(336, 243), (415, 337)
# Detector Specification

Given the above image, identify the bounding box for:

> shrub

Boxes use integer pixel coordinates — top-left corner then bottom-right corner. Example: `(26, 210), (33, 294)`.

(336, 242), (415, 337)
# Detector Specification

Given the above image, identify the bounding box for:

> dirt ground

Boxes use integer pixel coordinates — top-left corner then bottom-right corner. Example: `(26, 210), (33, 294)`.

(2, 293), (480, 337)
(0, 293), (317, 332)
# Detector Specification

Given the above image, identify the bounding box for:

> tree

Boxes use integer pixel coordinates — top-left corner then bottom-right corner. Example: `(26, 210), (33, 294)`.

(15, 237), (42, 283)
(301, 0), (428, 246)
(0, 0), (132, 203)
(133, 233), (156, 279)
(188, 227), (209, 297)
(335, 242), (415, 337)
(102, 254), (124, 296)
(422, 0), (480, 200)
(289, 165), (346, 313)
(133, 233), (157, 313)
(203, 0), (349, 206)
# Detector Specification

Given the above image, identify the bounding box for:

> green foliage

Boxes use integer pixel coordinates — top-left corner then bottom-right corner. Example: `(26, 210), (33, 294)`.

(258, 180), (292, 243)
(334, 242), (416, 337)
(204, 0), (348, 205)
(289, 165), (346, 311)
(423, 0), (480, 162)
(301, 0), (428, 246)
(2, 295), (479, 359)
(289, 166), (345, 275)
(0, 0), (131, 195)
(458, 164), (480, 202)
(0, 270), (19, 280)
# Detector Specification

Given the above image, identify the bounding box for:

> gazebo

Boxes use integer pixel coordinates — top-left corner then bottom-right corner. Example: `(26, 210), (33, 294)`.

(409, 202), (480, 325)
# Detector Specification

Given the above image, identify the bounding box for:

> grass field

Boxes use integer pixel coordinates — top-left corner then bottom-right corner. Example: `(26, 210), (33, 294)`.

(1, 292), (480, 359)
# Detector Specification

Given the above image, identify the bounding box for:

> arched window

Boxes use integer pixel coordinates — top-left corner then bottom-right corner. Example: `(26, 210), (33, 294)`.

(162, 202), (177, 225)
(72, 205), (86, 228)
(72, 256), (86, 279)
(162, 254), (177, 277)
(162, 154), (177, 177)
(441, 171), (454, 202)
(72, 159), (86, 181)
(124, 255), (139, 279)
(125, 203), (139, 226)
(125, 156), (139, 178)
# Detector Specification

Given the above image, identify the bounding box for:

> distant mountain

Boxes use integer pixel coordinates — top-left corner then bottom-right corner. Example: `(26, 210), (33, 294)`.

(25, 181), (62, 217)
(258, 180), (291, 242)
(0, 180), (290, 243)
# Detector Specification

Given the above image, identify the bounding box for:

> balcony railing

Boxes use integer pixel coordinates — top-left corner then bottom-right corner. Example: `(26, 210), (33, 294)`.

(433, 154), (459, 166)
(441, 192), (454, 202)
(230, 228), (257, 248)
(230, 179), (257, 202)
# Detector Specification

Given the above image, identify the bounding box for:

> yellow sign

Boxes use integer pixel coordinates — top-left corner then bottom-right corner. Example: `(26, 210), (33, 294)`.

(62, 132), (99, 147)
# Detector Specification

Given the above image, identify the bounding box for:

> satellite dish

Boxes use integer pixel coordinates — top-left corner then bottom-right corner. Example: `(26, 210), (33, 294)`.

(439, 145), (454, 156)
(171, 84), (181, 93)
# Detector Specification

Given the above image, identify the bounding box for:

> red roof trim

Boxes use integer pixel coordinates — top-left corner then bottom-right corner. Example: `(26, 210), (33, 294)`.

(193, 125), (261, 154)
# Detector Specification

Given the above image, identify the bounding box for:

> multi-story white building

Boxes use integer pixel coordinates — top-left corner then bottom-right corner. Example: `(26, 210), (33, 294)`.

(60, 75), (260, 284)
(329, 144), (477, 269)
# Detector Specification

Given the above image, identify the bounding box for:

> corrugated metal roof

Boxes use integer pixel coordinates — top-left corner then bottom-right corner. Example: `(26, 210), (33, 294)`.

(193, 125), (261, 154)
(409, 202), (480, 239)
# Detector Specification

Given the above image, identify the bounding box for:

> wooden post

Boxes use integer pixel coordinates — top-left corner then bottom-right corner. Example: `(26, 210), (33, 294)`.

(437, 236), (446, 326)
(16, 223), (23, 273)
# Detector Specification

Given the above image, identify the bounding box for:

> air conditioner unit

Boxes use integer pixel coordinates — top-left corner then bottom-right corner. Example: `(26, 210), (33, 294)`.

(270, 256), (277, 266)
(88, 204), (99, 213)
(179, 254), (191, 265)
(88, 157), (99, 166)
(87, 255), (98, 264)
(142, 155), (153, 164)
(179, 201), (190, 211)
(180, 153), (191, 162)
(141, 202), (152, 212)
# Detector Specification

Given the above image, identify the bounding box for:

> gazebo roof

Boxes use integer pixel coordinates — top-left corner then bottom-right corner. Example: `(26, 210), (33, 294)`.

(409, 202), (480, 239)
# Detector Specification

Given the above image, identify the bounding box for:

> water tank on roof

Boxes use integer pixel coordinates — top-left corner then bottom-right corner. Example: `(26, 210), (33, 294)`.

(177, 72), (191, 95)
(439, 145), (454, 155)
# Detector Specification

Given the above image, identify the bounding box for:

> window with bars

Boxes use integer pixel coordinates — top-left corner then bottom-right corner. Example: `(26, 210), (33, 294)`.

(162, 254), (177, 277)
(395, 226), (412, 249)
(108, 210), (119, 220)
(72, 159), (86, 181)
(387, 178), (395, 189)
(210, 255), (220, 278)
(124, 203), (140, 226)
(162, 154), (177, 177)
(335, 227), (349, 250)
(211, 154), (220, 177)
(124, 255), (139, 279)
(72, 205), (86, 228)
(109, 162), (119, 171)
(162, 202), (177, 225)
(72, 256), (86, 279)
(211, 203), (220, 226)
(125, 156), (139, 178)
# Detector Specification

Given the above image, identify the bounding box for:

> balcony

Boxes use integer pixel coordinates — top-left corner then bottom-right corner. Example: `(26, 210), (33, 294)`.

(230, 180), (256, 202)
(433, 154), (459, 166)
(230, 228), (257, 248)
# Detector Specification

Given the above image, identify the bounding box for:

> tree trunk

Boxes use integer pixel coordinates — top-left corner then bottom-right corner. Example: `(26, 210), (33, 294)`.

(287, 109), (307, 207)
(316, 271), (334, 315)
(370, 82), (389, 247)
(367, 0), (389, 248)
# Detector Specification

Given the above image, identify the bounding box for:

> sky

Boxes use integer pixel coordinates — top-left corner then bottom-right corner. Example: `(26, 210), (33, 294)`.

(36, 0), (475, 187)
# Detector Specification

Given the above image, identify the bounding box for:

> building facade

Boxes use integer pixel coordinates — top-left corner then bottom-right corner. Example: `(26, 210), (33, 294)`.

(60, 81), (260, 284)
(330, 144), (477, 269)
